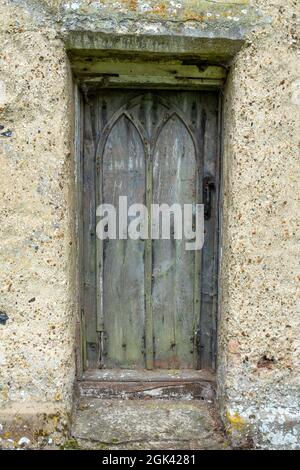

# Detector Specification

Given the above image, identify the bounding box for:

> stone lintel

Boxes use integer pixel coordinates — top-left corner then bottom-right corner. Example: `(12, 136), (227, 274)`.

(60, 1), (270, 64)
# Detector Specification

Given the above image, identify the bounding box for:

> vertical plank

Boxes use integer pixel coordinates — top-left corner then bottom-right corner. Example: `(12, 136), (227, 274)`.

(83, 96), (99, 368)
(101, 113), (146, 368)
(152, 110), (197, 369)
(193, 162), (202, 369)
(199, 93), (219, 369)
(168, 91), (219, 370)
(95, 96), (105, 368)
(74, 83), (85, 375)
(145, 153), (153, 370)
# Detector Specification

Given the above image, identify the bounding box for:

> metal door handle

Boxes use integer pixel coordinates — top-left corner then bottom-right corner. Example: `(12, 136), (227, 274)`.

(203, 176), (215, 220)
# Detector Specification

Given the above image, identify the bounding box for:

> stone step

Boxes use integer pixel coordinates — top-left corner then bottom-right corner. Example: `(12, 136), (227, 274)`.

(71, 398), (230, 450)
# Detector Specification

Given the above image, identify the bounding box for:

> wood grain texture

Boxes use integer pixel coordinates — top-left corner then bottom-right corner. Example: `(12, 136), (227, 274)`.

(71, 58), (226, 90)
(83, 90), (219, 370)
(101, 114), (146, 368)
(152, 114), (197, 368)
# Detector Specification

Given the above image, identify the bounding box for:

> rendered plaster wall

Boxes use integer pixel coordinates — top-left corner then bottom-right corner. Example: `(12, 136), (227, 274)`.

(219, 0), (300, 449)
(0, 1), (76, 444)
(0, 0), (299, 450)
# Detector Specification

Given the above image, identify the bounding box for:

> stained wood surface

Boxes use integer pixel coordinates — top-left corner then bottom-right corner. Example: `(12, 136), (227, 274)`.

(102, 115), (146, 368)
(152, 115), (197, 368)
(70, 58), (226, 90)
(83, 90), (219, 370)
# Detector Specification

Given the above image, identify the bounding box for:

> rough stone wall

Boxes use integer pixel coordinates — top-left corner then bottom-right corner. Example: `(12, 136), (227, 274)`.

(219, 0), (300, 449)
(0, 1), (76, 443)
(0, 0), (299, 450)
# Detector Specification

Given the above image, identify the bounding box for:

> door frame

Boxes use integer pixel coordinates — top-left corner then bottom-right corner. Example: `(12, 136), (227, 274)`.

(73, 57), (225, 377)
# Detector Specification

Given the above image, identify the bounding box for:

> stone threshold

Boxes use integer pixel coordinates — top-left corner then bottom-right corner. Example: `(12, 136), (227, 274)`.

(77, 369), (215, 400)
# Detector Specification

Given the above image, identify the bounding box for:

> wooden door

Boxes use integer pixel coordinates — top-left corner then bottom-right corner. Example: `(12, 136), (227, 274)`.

(83, 90), (219, 370)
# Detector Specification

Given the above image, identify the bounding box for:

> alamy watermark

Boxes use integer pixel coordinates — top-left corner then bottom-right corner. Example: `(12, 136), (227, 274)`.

(96, 196), (204, 251)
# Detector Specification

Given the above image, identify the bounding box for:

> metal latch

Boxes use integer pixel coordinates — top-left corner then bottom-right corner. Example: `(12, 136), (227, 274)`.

(203, 176), (215, 220)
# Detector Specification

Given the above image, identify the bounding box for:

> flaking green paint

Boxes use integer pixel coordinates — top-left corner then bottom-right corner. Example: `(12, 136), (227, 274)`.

(71, 56), (227, 89)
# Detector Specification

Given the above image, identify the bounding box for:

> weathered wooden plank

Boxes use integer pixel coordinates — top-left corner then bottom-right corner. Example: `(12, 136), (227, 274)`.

(199, 94), (220, 369)
(72, 59), (226, 80)
(145, 156), (154, 370)
(74, 83), (85, 375)
(73, 59), (226, 90)
(77, 380), (215, 401)
(80, 75), (224, 90)
(163, 91), (219, 370)
(152, 106), (198, 369)
(101, 112), (146, 368)
(83, 99), (99, 368)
